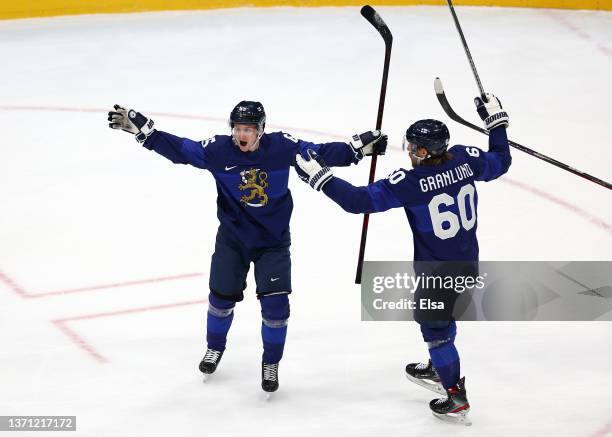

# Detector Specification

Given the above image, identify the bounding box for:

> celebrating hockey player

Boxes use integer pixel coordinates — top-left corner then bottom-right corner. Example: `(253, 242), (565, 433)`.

(107, 101), (386, 394)
(295, 94), (511, 423)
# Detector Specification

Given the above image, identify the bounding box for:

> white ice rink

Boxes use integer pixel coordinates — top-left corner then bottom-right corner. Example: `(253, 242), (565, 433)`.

(1, 5), (611, 436)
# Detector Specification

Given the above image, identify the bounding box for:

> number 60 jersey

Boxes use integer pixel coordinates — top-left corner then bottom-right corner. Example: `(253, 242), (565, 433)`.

(321, 127), (511, 261)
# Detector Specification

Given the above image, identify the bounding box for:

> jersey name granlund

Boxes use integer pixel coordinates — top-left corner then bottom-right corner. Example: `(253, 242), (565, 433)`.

(418, 163), (474, 192)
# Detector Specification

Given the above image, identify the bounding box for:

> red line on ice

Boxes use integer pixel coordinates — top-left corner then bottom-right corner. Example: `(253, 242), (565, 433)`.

(0, 270), (28, 297)
(0, 270), (204, 299)
(501, 177), (612, 236)
(57, 298), (208, 322)
(542, 10), (612, 58)
(27, 272), (204, 298)
(1, 105), (609, 235)
(52, 319), (108, 363)
(0, 105), (344, 139)
(53, 298), (208, 362)
(590, 417), (612, 437)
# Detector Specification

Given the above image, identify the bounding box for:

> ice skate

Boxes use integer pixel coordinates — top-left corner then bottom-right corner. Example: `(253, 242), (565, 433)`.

(429, 377), (471, 426)
(199, 348), (223, 382)
(405, 359), (445, 395)
(261, 362), (279, 399)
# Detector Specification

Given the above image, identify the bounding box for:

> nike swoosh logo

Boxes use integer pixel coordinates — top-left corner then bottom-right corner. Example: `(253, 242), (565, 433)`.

(271, 277), (280, 282)
(225, 165), (238, 171)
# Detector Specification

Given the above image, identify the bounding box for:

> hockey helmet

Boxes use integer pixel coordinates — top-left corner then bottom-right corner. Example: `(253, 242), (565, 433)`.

(229, 101), (266, 132)
(404, 119), (450, 158)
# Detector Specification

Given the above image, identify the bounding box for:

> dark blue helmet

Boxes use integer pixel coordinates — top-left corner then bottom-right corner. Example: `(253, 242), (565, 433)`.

(405, 119), (450, 158)
(229, 101), (266, 131)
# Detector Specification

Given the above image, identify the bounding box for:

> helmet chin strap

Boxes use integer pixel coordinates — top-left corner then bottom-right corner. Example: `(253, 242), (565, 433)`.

(411, 153), (425, 165)
(248, 129), (264, 151)
(404, 137), (428, 165)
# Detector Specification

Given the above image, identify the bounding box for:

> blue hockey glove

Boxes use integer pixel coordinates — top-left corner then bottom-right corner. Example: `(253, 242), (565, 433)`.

(474, 94), (509, 131)
(108, 104), (155, 144)
(349, 130), (387, 159)
(295, 149), (333, 191)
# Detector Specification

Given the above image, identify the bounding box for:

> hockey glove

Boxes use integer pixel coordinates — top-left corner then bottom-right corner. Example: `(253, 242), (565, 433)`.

(349, 130), (388, 159)
(474, 94), (509, 131)
(108, 104), (155, 144)
(295, 149), (333, 191)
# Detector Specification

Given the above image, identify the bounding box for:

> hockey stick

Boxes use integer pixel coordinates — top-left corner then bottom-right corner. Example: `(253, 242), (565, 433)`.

(435, 77), (612, 190)
(355, 5), (393, 284)
(445, 0), (486, 100)
(442, 1), (611, 190)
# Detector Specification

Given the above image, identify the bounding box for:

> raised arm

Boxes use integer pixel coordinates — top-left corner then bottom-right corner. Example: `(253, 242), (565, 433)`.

(294, 149), (402, 214)
(108, 105), (209, 170)
(296, 130), (387, 168)
(468, 93), (512, 181)
(143, 131), (209, 169)
(322, 177), (402, 214)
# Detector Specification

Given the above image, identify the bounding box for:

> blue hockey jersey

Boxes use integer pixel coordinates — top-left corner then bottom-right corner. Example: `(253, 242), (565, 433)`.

(143, 130), (360, 248)
(321, 127), (511, 261)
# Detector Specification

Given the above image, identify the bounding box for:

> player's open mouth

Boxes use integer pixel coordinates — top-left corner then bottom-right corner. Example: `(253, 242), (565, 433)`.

(240, 141), (247, 147)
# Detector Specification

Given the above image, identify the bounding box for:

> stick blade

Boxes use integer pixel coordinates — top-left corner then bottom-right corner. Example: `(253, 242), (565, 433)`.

(360, 5), (393, 45)
(434, 77), (484, 132)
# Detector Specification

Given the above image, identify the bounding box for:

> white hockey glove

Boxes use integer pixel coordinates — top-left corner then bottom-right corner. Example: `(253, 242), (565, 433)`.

(295, 149), (333, 191)
(349, 130), (388, 159)
(108, 104), (155, 144)
(474, 94), (509, 131)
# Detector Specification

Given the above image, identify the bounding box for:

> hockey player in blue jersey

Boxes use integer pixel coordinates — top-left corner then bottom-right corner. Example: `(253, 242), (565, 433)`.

(295, 94), (510, 423)
(107, 101), (386, 394)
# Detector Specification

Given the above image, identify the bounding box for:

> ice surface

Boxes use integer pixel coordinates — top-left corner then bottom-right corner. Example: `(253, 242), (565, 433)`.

(1, 6), (611, 436)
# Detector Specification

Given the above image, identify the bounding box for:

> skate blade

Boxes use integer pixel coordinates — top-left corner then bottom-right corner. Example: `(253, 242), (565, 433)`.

(202, 373), (211, 383)
(432, 410), (472, 426)
(405, 374), (446, 395)
(262, 391), (275, 401)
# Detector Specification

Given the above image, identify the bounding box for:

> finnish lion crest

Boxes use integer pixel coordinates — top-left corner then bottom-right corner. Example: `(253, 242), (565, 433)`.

(239, 168), (269, 207)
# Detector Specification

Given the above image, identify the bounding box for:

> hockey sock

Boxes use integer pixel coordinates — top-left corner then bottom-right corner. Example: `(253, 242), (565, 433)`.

(260, 294), (290, 364)
(206, 292), (236, 352)
(428, 341), (460, 390)
(421, 321), (460, 390)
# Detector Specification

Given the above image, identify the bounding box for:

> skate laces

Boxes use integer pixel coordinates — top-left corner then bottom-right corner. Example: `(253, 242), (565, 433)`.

(434, 397), (450, 406)
(204, 348), (221, 363)
(263, 363), (278, 381)
(415, 362), (429, 370)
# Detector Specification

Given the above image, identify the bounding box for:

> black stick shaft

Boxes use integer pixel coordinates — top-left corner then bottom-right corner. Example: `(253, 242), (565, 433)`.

(355, 5), (393, 284)
(434, 77), (612, 190)
(446, 0), (486, 100)
(441, 8), (608, 188)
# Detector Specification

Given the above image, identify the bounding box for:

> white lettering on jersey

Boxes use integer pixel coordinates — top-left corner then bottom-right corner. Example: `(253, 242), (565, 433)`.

(466, 147), (480, 157)
(428, 183), (477, 240)
(201, 136), (216, 148)
(283, 133), (299, 143)
(419, 178), (428, 192)
(388, 169), (406, 185)
(419, 163), (474, 192)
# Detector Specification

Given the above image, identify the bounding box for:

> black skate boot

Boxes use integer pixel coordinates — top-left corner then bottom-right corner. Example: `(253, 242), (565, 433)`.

(199, 348), (223, 380)
(261, 362), (279, 395)
(405, 359), (445, 395)
(429, 377), (471, 426)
